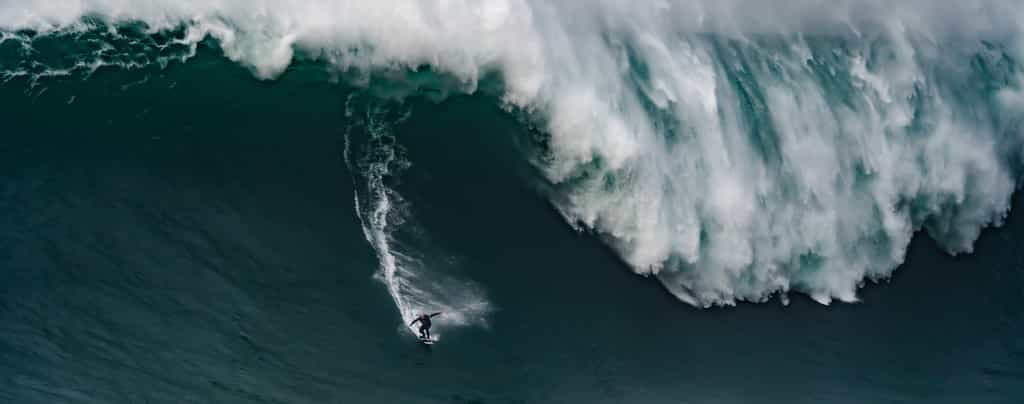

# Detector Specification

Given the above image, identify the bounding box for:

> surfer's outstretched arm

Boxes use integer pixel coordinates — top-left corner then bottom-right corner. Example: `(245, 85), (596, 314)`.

(429, 312), (442, 318)
(409, 318), (420, 326)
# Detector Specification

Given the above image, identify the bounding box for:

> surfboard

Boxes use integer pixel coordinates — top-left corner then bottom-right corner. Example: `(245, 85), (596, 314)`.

(419, 337), (435, 345)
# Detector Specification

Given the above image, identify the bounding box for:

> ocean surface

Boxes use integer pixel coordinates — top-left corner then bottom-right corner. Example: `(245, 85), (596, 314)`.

(2, 1), (1024, 403)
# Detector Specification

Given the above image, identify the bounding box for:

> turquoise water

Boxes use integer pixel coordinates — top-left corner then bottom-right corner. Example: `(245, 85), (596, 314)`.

(2, 4), (1024, 402)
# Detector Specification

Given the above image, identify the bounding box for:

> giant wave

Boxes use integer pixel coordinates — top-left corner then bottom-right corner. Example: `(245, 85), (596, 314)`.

(2, 0), (1023, 307)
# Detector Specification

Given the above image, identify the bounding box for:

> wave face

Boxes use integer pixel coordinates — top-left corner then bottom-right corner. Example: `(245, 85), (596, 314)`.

(3, 0), (1024, 306)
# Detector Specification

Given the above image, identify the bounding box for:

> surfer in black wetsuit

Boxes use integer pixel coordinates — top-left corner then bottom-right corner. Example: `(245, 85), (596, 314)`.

(410, 312), (442, 340)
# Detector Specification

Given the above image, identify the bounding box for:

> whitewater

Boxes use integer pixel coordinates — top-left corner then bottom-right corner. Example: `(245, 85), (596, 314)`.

(3, 0), (1024, 307)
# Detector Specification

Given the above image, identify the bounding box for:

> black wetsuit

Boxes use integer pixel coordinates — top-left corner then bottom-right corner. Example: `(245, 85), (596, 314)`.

(410, 312), (442, 339)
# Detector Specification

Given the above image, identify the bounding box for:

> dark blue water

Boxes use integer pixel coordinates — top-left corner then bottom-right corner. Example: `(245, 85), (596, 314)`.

(0, 42), (1022, 404)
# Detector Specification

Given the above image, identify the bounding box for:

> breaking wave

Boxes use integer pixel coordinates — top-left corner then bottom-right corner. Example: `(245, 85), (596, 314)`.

(3, 0), (1024, 306)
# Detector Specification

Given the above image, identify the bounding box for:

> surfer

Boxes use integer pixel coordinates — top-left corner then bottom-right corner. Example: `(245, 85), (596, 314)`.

(410, 312), (442, 340)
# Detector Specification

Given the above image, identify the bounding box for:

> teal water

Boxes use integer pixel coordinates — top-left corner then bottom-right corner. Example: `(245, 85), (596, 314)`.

(1, 10), (1024, 403)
